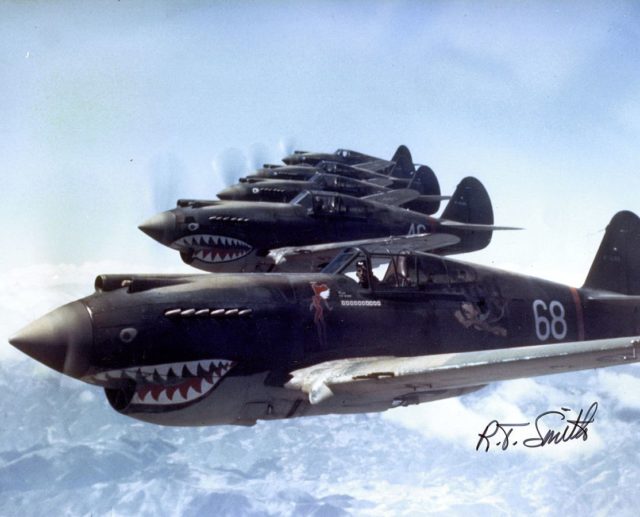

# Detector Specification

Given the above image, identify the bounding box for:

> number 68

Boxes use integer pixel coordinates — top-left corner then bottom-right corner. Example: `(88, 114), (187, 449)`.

(532, 299), (567, 341)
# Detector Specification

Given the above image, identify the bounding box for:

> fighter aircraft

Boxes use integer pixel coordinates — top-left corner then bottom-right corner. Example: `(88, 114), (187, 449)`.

(9, 211), (640, 426)
(216, 165), (447, 214)
(139, 177), (510, 273)
(252, 157), (412, 183)
(282, 145), (415, 179)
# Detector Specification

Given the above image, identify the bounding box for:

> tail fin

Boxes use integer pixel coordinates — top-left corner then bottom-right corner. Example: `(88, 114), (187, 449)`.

(405, 165), (442, 214)
(583, 211), (640, 294)
(441, 177), (493, 225)
(408, 165), (440, 196)
(438, 177), (494, 253)
(390, 145), (415, 179)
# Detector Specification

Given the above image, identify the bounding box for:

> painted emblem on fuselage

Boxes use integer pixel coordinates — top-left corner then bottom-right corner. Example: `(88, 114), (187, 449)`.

(310, 282), (332, 347)
(454, 301), (507, 337)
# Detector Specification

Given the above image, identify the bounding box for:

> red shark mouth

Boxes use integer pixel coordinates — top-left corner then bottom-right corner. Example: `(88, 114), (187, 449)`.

(171, 234), (253, 263)
(85, 359), (235, 407)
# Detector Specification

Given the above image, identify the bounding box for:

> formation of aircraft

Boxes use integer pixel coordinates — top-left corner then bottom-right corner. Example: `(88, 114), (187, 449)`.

(10, 144), (640, 427)
(236, 146), (442, 213)
(217, 165), (447, 210)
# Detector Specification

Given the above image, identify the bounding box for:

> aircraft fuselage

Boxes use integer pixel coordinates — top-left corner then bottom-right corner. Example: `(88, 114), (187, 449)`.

(11, 250), (640, 426)
(140, 195), (469, 272)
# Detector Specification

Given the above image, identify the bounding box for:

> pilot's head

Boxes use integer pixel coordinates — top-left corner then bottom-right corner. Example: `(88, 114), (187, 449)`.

(356, 260), (369, 287)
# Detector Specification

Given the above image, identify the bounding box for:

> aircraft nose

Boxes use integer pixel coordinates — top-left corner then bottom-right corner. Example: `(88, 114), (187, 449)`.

(9, 301), (92, 378)
(138, 211), (176, 244)
(217, 185), (243, 200)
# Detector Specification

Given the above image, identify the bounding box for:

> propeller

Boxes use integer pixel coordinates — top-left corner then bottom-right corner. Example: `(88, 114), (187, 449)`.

(148, 154), (185, 212)
(248, 142), (271, 171)
(212, 148), (250, 187)
(278, 137), (297, 161)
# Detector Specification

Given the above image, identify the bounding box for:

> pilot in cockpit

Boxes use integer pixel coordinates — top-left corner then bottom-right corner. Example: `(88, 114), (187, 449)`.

(356, 260), (378, 289)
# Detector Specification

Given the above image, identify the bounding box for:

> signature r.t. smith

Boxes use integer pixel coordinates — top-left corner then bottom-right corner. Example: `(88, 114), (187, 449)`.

(476, 402), (598, 452)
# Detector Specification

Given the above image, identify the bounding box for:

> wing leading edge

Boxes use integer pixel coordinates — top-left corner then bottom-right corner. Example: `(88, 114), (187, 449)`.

(285, 336), (640, 405)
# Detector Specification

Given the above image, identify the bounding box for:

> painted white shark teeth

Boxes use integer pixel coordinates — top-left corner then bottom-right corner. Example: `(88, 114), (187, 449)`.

(85, 359), (235, 407)
(200, 377), (213, 391)
(170, 234), (253, 263)
(152, 364), (173, 378)
(124, 369), (139, 380)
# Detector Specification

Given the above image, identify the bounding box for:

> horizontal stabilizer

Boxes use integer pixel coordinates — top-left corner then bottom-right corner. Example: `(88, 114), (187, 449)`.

(439, 220), (522, 231)
(363, 188), (420, 206)
(419, 195), (450, 202)
(365, 177), (394, 188)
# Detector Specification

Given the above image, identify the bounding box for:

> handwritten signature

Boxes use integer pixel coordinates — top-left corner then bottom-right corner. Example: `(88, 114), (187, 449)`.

(476, 402), (598, 452)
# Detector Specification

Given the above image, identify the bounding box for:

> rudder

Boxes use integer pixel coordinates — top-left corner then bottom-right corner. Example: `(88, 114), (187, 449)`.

(438, 177), (494, 254)
(441, 177), (493, 225)
(408, 165), (440, 196)
(405, 165), (442, 215)
(390, 145), (415, 179)
(583, 211), (640, 294)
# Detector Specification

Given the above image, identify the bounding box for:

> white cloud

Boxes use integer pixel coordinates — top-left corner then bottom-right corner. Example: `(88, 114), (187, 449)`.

(385, 376), (606, 462)
(593, 369), (640, 410)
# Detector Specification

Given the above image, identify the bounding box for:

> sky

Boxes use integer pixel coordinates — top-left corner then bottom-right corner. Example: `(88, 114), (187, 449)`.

(1, 1), (640, 514)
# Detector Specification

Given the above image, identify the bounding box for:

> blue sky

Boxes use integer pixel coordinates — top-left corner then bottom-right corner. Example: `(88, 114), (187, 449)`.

(2, 2), (640, 514)
(2, 0), (640, 285)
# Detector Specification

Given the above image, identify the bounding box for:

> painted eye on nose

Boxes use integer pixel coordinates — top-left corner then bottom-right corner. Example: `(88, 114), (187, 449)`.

(119, 327), (138, 343)
(187, 222), (200, 232)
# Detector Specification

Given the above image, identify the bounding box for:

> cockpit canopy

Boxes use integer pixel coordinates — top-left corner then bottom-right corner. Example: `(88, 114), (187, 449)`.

(334, 149), (352, 158)
(323, 247), (477, 291)
(310, 173), (355, 190)
(291, 191), (370, 218)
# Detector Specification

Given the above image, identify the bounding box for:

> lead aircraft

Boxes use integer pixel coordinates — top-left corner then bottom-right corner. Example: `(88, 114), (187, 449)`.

(281, 145), (415, 179)
(9, 211), (640, 426)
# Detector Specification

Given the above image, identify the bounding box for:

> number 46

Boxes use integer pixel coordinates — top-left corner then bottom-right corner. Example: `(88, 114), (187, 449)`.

(532, 299), (567, 341)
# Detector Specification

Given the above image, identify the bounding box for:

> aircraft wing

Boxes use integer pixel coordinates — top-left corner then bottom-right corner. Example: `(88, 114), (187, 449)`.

(285, 336), (640, 404)
(268, 232), (461, 271)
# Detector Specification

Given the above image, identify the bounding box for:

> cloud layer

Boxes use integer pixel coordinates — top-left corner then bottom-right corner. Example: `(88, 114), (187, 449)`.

(1, 263), (639, 515)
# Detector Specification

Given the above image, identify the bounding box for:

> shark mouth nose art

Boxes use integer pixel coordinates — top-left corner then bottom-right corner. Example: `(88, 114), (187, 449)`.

(171, 234), (253, 263)
(85, 359), (235, 407)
